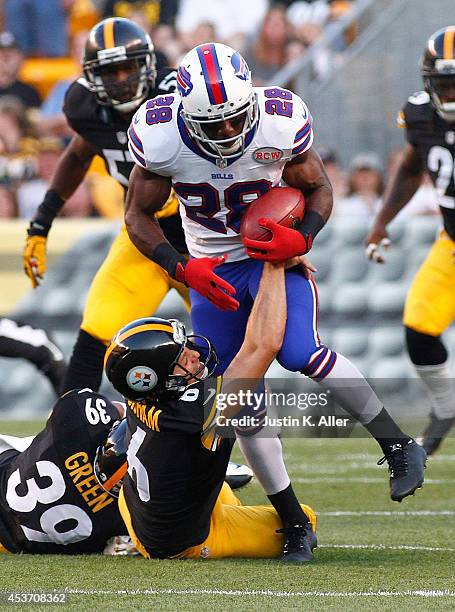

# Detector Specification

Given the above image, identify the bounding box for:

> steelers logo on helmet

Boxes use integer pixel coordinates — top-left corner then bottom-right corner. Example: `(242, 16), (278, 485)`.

(104, 316), (219, 401)
(126, 365), (158, 392)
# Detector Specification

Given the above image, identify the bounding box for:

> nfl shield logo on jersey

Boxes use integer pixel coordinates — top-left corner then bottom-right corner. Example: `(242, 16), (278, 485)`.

(127, 366), (158, 391)
(177, 66), (193, 97)
(116, 131), (127, 144)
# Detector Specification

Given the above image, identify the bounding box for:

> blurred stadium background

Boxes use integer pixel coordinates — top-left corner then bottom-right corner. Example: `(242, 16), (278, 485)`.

(0, 0), (453, 416)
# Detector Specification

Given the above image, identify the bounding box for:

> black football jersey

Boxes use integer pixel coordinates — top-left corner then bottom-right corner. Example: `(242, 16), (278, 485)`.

(63, 69), (186, 252)
(123, 376), (234, 558)
(0, 389), (126, 554)
(399, 91), (455, 239)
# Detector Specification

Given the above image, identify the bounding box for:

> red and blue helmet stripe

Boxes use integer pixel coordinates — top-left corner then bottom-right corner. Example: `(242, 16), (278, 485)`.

(196, 43), (228, 105)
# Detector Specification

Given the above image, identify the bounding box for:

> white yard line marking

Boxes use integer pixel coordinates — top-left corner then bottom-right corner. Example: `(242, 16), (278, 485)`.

(60, 588), (455, 598)
(320, 544), (454, 552)
(293, 477), (454, 484)
(319, 510), (455, 516)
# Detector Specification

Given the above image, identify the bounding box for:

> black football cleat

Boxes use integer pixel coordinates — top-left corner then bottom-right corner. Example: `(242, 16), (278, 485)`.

(277, 522), (317, 562)
(377, 440), (427, 502)
(416, 413), (455, 456)
(224, 461), (253, 490)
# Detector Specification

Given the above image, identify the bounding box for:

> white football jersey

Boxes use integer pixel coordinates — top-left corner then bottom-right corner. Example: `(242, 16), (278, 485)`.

(128, 87), (313, 261)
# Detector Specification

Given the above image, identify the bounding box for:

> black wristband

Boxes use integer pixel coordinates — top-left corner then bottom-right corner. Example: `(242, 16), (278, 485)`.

(153, 242), (186, 279)
(28, 190), (65, 237)
(297, 210), (325, 241)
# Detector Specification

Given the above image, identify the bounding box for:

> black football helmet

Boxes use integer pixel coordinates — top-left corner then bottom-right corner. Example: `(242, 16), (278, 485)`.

(83, 17), (157, 113)
(94, 418), (128, 498)
(421, 26), (455, 122)
(104, 317), (218, 401)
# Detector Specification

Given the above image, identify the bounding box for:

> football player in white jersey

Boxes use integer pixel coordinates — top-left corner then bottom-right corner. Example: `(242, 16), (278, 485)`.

(124, 43), (426, 541)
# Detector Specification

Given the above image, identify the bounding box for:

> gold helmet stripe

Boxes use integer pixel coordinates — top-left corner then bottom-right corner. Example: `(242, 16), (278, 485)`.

(103, 18), (115, 49)
(443, 28), (455, 59)
(104, 323), (174, 369)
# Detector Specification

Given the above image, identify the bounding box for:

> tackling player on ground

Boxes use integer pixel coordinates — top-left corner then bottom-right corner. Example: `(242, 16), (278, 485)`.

(105, 261), (317, 561)
(0, 388), (128, 554)
(125, 42), (426, 504)
(366, 26), (455, 454)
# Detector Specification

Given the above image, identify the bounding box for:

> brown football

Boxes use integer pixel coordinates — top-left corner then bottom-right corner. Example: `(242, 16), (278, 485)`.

(240, 186), (305, 241)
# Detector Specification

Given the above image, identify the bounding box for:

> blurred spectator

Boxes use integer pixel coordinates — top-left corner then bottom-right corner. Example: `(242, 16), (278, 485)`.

(176, 0), (268, 52)
(334, 152), (384, 217)
(318, 146), (347, 202)
(0, 32), (41, 110)
(16, 137), (93, 219)
(243, 4), (290, 85)
(386, 148), (439, 218)
(0, 186), (17, 217)
(29, 30), (89, 139)
(68, 0), (101, 37)
(4, 0), (74, 57)
(0, 100), (37, 189)
(103, 0), (180, 27)
(287, 0), (330, 28)
(123, 9), (170, 68)
(152, 24), (182, 67)
(177, 21), (218, 60)
(287, 10), (330, 81)
(285, 37), (307, 63)
(0, 99), (27, 153)
(286, 0), (354, 81)
(328, 0), (355, 50)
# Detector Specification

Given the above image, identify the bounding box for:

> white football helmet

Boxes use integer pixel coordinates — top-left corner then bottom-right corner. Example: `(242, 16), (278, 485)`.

(177, 43), (258, 160)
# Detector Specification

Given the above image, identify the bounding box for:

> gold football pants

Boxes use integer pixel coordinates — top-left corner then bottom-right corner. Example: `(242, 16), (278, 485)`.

(118, 482), (317, 560)
(81, 224), (189, 343)
(403, 231), (455, 336)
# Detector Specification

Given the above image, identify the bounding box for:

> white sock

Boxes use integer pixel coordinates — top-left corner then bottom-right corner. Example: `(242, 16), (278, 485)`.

(236, 433), (290, 495)
(414, 361), (455, 419)
(315, 352), (383, 425)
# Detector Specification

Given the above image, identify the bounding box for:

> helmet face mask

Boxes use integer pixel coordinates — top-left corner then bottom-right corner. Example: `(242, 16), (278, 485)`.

(94, 419), (128, 498)
(178, 44), (258, 161)
(168, 332), (219, 391)
(83, 17), (157, 113)
(181, 93), (258, 158)
(421, 26), (455, 122)
(104, 317), (218, 402)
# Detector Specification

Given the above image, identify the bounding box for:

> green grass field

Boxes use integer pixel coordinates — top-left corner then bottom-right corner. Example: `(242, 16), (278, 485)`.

(1, 420), (454, 611)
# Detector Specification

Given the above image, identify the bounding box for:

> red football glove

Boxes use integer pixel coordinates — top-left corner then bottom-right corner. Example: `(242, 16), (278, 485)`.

(176, 254), (239, 311)
(243, 218), (312, 263)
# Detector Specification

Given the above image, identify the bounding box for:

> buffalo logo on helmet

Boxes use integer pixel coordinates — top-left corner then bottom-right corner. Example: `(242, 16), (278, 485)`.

(177, 65), (193, 97)
(126, 366), (158, 392)
(231, 52), (250, 81)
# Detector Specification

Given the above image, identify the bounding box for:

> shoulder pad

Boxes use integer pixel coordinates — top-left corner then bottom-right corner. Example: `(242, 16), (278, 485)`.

(401, 91), (435, 128)
(63, 78), (97, 127)
(407, 91), (431, 106)
(256, 87), (314, 158)
(128, 95), (181, 174)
